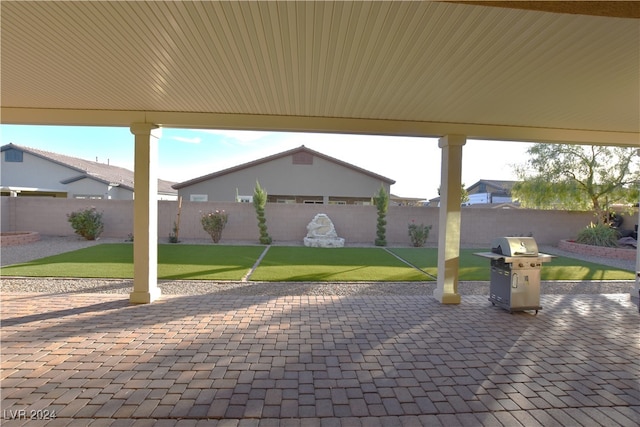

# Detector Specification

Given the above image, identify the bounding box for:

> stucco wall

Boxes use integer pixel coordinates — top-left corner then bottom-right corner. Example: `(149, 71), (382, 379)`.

(2, 197), (632, 247)
(64, 179), (134, 200)
(1, 149), (73, 192)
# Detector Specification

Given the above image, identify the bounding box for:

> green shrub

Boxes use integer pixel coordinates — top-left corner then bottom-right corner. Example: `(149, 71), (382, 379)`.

(408, 222), (432, 247)
(201, 210), (228, 243)
(575, 222), (620, 247)
(67, 207), (104, 240)
(253, 181), (272, 244)
(374, 185), (389, 246)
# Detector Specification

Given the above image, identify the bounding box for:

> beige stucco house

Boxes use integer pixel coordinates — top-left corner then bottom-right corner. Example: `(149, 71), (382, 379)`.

(173, 145), (395, 205)
(0, 143), (177, 200)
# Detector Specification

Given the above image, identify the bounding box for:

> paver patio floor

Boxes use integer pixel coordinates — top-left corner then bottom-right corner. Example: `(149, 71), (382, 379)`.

(1, 292), (639, 426)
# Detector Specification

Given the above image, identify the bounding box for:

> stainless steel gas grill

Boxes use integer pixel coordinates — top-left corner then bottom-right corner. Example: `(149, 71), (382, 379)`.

(475, 237), (554, 314)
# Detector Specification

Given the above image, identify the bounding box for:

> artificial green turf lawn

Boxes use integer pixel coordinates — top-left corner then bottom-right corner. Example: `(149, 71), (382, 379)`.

(249, 246), (432, 282)
(1, 244), (633, 282)
(387, 248), (636, 281)
(0, 244), (265, 281)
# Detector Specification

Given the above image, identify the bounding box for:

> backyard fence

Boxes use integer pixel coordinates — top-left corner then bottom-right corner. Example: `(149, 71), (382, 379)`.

(1, 196), (636, 246)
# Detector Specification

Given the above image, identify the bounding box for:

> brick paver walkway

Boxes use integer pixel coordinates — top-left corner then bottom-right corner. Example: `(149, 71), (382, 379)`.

(1, 292), (639, 426)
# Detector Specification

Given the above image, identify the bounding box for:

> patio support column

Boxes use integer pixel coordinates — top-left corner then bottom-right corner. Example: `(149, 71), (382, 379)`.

(129, 123), (161, 304)
(434, 135), (466, 304)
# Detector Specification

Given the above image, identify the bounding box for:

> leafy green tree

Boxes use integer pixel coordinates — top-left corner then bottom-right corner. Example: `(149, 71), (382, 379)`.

(253, 181), (272, 244)
(374, 185), (389, 246)
(513, 144), (639, 220)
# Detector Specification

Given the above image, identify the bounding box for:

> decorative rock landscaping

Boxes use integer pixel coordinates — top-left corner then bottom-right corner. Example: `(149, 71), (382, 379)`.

(303, 213), (345, 248)
(558, 239), (636, 261)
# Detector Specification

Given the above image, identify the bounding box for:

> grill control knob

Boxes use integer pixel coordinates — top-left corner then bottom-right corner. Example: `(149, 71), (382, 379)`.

(519, 263), (524, 267)
(530, 263), (536, 267)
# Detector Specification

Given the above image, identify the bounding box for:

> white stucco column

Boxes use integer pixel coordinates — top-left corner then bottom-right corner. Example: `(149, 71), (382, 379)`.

(129, 123), (161, 304)
(434, 135), (466, 304)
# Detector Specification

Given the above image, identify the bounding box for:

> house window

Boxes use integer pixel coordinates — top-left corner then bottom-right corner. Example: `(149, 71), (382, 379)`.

(328, 200), (346, 205)
(190, 194), (208, 202)
(74, 195), (103, 199)
(4, 148), (23, 162)
(237, 195), (253, 203)
(303, 200), (323, 204)
(277, 199), (295, 204)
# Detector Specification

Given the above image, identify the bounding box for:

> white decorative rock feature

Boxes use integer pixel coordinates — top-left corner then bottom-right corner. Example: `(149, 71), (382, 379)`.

(303, 213), (345, 248)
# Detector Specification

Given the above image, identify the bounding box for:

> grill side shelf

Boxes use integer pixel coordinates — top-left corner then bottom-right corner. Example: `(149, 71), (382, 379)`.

(473, 252), (555, 263)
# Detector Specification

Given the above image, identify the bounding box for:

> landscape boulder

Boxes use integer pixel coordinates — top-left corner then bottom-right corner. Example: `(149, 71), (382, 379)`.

(303, 213), (345, 248)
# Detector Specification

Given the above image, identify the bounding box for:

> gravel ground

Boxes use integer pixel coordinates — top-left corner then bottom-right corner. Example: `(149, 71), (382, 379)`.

(0, 235), (127, 267)
(538, 244), (636, 272)
(1, 276), (635, 297)
(1, 235), (636, 296)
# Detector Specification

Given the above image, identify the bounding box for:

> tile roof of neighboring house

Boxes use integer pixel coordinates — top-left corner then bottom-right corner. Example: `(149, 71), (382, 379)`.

(173, 145), (396, 189)
(1, 143), (177, 194)
(467, 179), (517, 193)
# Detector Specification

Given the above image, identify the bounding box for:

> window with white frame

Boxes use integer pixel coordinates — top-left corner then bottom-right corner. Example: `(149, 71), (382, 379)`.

(4, 148), (23, 162)
(190, 194), (208, 202)
(237, 195), (253, 203)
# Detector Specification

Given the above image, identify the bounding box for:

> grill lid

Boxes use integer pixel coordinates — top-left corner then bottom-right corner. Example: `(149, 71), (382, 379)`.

(491, 237), (539, 257)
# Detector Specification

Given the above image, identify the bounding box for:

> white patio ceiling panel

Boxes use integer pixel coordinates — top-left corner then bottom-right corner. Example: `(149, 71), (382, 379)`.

(1, 1), (638, 145)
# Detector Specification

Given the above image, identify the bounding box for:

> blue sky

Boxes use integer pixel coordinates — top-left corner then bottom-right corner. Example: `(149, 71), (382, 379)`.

(0, 124), (533, 199)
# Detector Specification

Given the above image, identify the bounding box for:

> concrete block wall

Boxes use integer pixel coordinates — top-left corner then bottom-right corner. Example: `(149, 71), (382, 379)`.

(2, 198), (134, 238)
(159, 201), (261, 242)
(0, 197), (11, 232)
(1, 196), (635, 247)
(460, 209), (593, 245)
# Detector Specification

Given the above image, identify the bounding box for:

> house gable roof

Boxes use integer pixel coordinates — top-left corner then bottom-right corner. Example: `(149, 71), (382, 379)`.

(173, 145), (395, 190)
(466, 179), (517, 194)
(1, 143), (177, 194)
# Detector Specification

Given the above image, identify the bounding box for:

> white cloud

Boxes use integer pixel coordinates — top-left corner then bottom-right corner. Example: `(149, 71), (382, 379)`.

(171, 136), (201, 144)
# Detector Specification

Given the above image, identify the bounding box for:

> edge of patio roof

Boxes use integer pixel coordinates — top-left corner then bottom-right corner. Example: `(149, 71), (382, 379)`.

(2, 107), (638, 147)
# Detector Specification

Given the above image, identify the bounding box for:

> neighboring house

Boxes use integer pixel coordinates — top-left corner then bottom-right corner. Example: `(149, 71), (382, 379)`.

(465, 179), (517, 206)
(427, 179), (518, 207)
(0, 143), (177, 200)
(173, 145), (395, 205)
(390, 195), (428, 207)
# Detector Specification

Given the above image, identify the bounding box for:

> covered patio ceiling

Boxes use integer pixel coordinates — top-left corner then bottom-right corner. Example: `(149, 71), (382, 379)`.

(1, 1), (639, 146)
